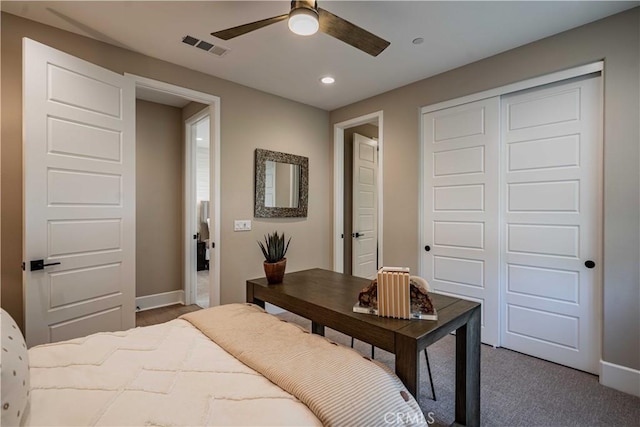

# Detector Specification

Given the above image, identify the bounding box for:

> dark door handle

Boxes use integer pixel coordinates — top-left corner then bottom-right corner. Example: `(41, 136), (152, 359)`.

(30, 259), (61, 271)
(352, 232), (364, 238)
(424, 245), (431, 252)
(585, 260), (596, 269)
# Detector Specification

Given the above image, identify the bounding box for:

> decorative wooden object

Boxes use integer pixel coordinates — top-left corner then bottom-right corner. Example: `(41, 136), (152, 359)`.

(377, 267), (411, 319)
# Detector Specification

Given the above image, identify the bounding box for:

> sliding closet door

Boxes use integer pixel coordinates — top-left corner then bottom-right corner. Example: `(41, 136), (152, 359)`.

(500, 76), (602, 374)
(422, 97), (500, 346)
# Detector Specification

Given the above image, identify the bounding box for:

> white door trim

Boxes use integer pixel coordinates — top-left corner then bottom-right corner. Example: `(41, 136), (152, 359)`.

(420, 61), (602, 115)
(333, 111), (383, 273)
(126, 74), (221, 308)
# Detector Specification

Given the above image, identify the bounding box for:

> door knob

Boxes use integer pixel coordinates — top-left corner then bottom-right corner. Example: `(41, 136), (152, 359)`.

(30, 259), (61, 271)
(584, 260), (596, 269)
(424, 245), (431, 252)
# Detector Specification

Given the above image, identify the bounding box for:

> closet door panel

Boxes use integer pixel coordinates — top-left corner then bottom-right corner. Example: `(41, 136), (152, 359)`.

(422, 97), (500, 346)
(501, 76), (602, 374)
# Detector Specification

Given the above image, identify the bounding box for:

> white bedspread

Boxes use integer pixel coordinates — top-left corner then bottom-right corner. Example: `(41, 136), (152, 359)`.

(25, 319), (321, 426)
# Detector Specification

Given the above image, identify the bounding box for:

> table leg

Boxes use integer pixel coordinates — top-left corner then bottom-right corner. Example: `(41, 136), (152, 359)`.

(395, 334), (419, 397)
(455, 306), (481, 427)
(311, 321), (325, 336)
(245, 283), (265, 308)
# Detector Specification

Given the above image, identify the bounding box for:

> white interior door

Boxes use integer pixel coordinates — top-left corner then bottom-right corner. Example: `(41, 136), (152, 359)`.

(352, 134), (378, 279)
(500, 75), (602, 373)
(23, 39), (135, 346)
(422, 98), (500, 346)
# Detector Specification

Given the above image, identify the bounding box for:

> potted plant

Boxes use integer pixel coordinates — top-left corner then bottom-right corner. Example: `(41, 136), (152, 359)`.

(258, 231), (291, 284)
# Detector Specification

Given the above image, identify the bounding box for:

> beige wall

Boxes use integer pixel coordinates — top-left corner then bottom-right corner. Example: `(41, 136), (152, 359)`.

(343, 124), (379, 275)
(136, 100), (183, 297)
(330, 8), (640, 371)
(182, 101), (208, 122)
(0, 12), (331, 328)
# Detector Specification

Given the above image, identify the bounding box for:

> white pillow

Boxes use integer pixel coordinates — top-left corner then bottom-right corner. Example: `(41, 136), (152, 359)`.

(1, 309), (30, 426)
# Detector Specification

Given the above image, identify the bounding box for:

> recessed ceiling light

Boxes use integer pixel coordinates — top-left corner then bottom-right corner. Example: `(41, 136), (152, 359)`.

(320, 76), (335, 84)
(412, 37), (424, 45)
(196, 138), (203, 141)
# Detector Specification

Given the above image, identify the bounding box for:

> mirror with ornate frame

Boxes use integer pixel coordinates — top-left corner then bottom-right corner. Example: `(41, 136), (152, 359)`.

(255, 149), (308, 217)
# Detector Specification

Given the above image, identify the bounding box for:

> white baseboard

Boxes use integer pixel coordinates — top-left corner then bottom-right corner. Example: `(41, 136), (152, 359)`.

(136, 290), (185, 312)
(600, 360), (640, 397)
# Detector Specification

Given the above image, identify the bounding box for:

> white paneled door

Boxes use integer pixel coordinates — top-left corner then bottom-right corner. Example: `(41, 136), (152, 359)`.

(23, 39), (135, 346)
(422, 98), (500, 346)
(501, 76), (602, 374)
(352, 134), (378, 279)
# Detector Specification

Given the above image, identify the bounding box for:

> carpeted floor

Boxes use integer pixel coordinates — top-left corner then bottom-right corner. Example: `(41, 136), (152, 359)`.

(277, 311), (640, 427)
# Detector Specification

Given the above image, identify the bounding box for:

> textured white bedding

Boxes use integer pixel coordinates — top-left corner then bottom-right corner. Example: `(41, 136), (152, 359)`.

(25, 319), (321, 426)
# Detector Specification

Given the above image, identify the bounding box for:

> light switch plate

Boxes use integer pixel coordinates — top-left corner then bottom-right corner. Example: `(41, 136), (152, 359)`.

(234, 220), (252, 231)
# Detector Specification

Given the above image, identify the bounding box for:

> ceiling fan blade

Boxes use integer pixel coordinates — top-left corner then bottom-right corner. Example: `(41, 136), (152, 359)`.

(212, 14), (289, 40)
(318, 8), (390, 57)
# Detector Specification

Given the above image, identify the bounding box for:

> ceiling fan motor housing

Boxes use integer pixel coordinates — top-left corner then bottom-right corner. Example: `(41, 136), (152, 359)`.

(288, 0), (320, 36)
(291, 1), (318, 13)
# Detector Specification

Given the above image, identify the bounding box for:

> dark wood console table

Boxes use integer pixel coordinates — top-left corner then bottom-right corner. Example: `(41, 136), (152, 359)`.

(246, 268), (481, 427)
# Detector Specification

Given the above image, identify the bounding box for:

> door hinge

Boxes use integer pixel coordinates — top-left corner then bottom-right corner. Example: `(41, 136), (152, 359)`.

(21, 262), (25, 271)
(211, 242), (215, 249)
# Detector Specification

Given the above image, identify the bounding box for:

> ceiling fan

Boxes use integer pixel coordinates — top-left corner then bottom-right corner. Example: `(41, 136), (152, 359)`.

(211, 0), (390, 57)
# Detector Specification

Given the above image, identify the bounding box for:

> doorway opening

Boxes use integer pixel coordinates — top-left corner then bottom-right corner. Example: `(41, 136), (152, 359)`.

(187, 112), (211, 308)
(333, 111), (383, 278)
(129, 74), (221, 310)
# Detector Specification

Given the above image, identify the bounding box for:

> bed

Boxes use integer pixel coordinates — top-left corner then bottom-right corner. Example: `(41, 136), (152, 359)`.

(2, 303), (427, 426)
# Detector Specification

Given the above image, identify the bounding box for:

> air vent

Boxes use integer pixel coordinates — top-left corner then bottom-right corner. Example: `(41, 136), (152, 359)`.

(196, 40), (214, 51)
(182, 35), (198, 46)
(210, 46), (228, 56)
(181, 35), (229, 57)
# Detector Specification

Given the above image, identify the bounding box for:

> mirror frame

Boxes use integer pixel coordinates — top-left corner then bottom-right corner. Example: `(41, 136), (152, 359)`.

(255, 149), (309, 218)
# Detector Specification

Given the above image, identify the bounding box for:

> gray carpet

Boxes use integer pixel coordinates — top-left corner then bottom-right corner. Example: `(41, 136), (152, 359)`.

(277, 312), (640, 427)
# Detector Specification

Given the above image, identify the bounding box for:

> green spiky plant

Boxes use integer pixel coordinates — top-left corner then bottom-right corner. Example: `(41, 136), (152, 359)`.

(258, 231), (291, 263)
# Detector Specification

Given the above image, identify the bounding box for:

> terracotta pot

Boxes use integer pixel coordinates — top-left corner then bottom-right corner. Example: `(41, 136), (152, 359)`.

(264, 258), (287, 284)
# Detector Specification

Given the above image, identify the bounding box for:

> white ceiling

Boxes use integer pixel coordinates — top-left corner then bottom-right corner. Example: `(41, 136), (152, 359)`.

(3, 1), (637, 110)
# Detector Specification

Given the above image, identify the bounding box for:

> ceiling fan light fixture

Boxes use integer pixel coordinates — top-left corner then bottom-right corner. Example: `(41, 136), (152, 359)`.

(288, 8), (319, 36)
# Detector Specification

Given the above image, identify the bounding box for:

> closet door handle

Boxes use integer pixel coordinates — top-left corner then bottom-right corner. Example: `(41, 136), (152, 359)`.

(584, 260), (596, 269)
(424, 245), (431, 252)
